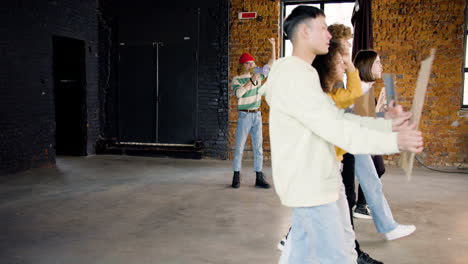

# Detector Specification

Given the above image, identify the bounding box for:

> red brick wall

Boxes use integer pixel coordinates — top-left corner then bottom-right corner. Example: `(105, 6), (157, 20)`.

(373, 0), (468, 166)
(227, 0), (467, 167)
(228, 0), (280, 160)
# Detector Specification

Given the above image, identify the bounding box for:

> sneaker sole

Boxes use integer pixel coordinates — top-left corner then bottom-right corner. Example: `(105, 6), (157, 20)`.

(277, 241), (285, 251)
(277, 243), (284, 251)
(385, 226), (416, 241)
(353, 212), (373, 219)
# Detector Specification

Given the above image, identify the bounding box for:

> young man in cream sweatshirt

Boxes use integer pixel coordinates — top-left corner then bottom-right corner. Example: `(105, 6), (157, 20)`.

(264, 6), (423, 264)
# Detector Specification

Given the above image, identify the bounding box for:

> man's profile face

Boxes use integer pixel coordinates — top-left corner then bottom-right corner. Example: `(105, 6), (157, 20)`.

(304, 16), (332, 55)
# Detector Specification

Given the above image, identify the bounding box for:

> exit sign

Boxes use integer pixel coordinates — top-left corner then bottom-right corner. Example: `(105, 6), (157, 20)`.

(238, 12), (257, 19)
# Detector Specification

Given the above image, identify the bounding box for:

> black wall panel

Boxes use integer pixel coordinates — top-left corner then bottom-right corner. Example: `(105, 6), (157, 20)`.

(99, 0), (229, 158)
(1, 1), (99, 175)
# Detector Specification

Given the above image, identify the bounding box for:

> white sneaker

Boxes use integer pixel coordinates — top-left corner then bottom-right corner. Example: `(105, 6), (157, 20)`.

(384, 224), (416, 240)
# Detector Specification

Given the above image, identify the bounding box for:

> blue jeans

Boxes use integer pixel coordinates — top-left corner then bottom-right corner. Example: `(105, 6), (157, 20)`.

(232, 111), (263, 172)
(280, 184), (357, 264)
(354, 154), (398, 233)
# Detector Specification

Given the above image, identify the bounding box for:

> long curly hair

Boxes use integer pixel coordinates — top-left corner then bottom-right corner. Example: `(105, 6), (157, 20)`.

(328, 24), (352, 41)
(328, 24), (352, 55)
(312, 40), (342, 93)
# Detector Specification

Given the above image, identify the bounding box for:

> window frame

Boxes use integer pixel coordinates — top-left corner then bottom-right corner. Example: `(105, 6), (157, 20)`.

(462, 1), (468, 108)
(280, 0), (355, 57)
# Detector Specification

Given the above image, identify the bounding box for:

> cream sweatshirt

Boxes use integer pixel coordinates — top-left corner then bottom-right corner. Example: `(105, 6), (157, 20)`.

(264, 56), (399, 207)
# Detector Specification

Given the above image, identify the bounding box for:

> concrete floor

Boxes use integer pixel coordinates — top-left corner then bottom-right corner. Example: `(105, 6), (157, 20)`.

(0, 155), (467, 264)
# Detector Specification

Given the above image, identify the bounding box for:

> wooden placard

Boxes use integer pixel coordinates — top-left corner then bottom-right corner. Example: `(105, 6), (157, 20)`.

(398, 49), (436, 180)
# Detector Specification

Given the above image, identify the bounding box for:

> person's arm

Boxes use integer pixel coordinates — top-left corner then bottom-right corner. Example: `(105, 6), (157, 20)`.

(328, 69), (363, 109)
(342, 46), (355, 72)
(232, 76), (257, 98)
(342, 112), (391, 131)
(375, 87), (387, 113)
(257, 81), (267, 96)
(258, 39), (276, 96)
(266, 38), (276, 67)
(275, 68), (421, 154)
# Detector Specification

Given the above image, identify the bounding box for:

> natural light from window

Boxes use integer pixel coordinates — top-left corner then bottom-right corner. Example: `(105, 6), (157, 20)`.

(464, 16), (468, 106)
(464, 73), (468, 105)
(283, 3), (355, 57)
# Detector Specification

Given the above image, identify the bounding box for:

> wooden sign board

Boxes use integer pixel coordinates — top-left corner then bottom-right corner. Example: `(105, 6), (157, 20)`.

(398, 48), (436, 180)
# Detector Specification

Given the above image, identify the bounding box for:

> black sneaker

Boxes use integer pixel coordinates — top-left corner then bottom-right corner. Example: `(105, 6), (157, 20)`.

(357, 251), (384, 264)
(354, 204), (372, 219)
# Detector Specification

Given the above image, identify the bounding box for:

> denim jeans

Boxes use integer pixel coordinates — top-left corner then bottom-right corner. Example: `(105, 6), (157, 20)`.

(354, 154), (398, 233)
(340, 153), (363, 254)
(357, 155), (385, 205)
(279, 183), (357, 264)
(232, 111), (263, 172)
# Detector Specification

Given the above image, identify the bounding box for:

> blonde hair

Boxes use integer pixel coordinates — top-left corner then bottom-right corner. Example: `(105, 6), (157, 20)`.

(237, 64), (246, 75)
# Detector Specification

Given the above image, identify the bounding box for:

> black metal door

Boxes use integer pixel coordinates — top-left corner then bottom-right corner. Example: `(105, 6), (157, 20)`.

(52, 36), (87, 155)
(118, 8), (198, 144)
(118, 44), (156, 143)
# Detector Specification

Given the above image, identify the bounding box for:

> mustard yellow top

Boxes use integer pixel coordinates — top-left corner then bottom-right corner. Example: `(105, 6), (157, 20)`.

(327, 69), (363, 161)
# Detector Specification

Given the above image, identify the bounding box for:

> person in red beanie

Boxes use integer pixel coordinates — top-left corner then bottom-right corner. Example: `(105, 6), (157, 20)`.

(231, 38), (276, 189)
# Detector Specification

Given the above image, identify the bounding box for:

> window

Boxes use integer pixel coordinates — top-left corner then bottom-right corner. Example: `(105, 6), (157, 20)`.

(463, 3), (468, 107)
(281, 1), (355, 57)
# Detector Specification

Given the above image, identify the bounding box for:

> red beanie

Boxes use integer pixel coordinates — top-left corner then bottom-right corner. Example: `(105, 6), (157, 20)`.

(239, 53), (255, 64)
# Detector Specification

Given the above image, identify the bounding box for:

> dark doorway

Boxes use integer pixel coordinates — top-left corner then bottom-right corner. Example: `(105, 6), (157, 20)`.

(118, 7), (199, 144)
(52, 36), (87, 155)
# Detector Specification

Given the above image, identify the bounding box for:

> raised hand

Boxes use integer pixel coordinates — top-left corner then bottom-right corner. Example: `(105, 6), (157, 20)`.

(268, 38), (276, 46)
(267, 38), (276, 66)
(342, 51), (354, 72)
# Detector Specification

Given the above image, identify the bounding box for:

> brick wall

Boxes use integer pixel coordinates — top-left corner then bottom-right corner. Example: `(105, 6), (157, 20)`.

(227, 0), (467, 167)
(373, 0), (468, 166)
(228, 0), (280, 160)
(2, 0), (466, 174)
(0, 0), (99, 175)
